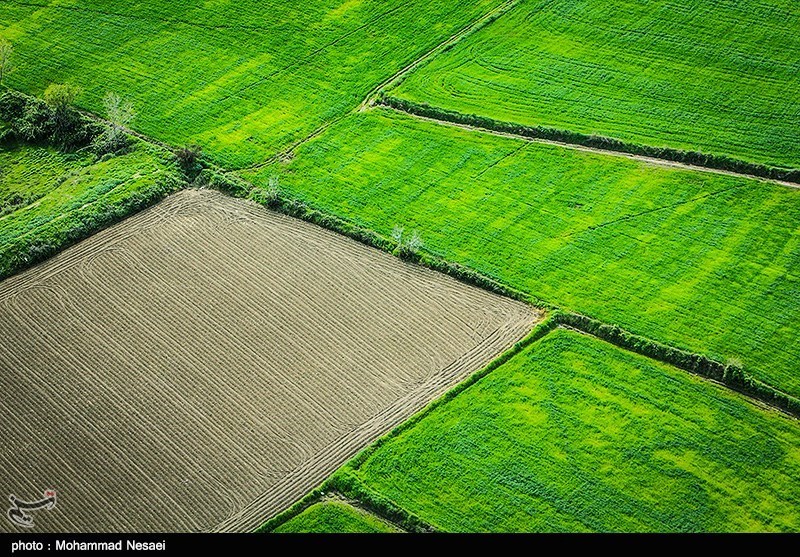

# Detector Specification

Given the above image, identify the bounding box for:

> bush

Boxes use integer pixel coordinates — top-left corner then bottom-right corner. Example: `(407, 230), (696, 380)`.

(91, 131), (131, 156)
(0, 89), (96, 150)
(92, 92), (135, 156)
(175, 144), (203, 180)
(391, 226), (423, 260)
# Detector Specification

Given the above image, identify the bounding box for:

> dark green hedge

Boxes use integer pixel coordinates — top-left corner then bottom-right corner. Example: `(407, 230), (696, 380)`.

(326, 471), (435, 533)
(556, 312), (800, 418)
(200, 169), (550, 308)
(380, 96), (800, 184)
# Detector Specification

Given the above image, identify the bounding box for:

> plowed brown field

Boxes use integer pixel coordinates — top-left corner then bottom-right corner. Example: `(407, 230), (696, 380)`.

(0, 189), (538, 532)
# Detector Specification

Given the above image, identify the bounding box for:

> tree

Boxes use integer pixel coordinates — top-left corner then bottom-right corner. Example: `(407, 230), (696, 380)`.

(103, 91), (135, 143)
(43, 83), (80, 112)
(0, 40), (11, 86)
(175, 144), (203, 179)
(43, 83), (87, 150)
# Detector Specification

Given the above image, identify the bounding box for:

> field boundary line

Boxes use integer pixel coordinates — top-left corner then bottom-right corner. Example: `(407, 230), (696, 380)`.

(202, 170), (800, 419)
(358, 0), (524, 112)
(378, 97), (800, 188)
(257, 488), (421, 533)
(320, 491), (410, 533)
(231, 0), (523, 174)
(256, 309), (799, 532)
(553, 313), (800, 419)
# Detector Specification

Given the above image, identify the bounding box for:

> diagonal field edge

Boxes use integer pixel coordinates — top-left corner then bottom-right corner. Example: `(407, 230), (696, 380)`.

(211, 312), (536, 532)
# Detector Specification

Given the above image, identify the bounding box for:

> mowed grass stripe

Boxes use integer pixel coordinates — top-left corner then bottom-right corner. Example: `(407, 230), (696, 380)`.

(243, 109), (800, 398)
(0, 189), (537, 532)
(390, 0), (800, 168)
(343, 329), (800, 532)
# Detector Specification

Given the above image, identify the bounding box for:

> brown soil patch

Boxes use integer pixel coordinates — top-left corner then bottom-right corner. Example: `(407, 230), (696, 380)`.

(0, 189), (539, 532)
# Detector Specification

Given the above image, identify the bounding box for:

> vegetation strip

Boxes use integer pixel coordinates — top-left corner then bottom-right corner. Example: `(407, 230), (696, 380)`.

(554, 312), (800, 418)
(271, 498), (402, 533)
(378, 96), (800, 186)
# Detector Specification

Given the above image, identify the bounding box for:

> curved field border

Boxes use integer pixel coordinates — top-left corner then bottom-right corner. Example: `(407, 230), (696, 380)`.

(378, 96), (800, 187)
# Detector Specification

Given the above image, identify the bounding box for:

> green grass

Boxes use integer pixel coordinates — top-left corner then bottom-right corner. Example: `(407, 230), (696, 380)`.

(242, 109), (800, 398)
(0, 142), (92, 216)
(0, 0), (502, 168)
(339, 329), (800, 532)
(0, 140), (183, 279)
(273, 501), (399, 533)
(390, 0), (800, 169)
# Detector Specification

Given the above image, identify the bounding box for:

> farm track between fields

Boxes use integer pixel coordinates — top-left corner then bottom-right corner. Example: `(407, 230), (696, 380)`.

(376, 102), (800, 189)
(230, 0), (523, 174)
(0, 189), (538, 532)
(358, 0), (525, 112)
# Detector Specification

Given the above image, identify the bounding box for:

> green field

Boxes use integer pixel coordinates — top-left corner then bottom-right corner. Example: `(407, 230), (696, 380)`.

(337, 329), (800, 532)
(274, 502), (399, 533)
(390, 0), (800, 168)
(0, 140), (182, 279)
(243, 109), (800, 398)
(0, 0), (502, 168)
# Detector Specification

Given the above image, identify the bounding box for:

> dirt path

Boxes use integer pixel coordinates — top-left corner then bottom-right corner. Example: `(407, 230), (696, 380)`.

(380, 107), (800, 189)
(0, 189), (539, 532)
(358, 0), (523, 112)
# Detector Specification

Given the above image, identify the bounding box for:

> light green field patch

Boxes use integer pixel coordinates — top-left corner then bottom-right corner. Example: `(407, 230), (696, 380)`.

(342, 330), (800, 532)
(274, 501), (399, 533)
(0, 0), (503, 167)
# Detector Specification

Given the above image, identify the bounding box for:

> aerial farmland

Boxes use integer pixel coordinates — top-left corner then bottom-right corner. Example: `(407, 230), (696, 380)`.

(0, 0), (798, 536)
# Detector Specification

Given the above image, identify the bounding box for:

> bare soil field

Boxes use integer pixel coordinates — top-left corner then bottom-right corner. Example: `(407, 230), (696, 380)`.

(0, 189), (538, 532)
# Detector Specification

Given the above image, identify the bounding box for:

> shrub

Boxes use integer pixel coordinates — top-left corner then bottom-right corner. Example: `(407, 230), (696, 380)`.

(0, 88), (95, 150)
(391, 226), (423, 260)
(92, 92), (135, 155)
(175, 144), (203, 180)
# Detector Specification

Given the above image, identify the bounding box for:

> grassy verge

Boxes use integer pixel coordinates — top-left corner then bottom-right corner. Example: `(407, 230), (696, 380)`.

(272, 501), (400, 534)
(0, 139), (184, 280)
